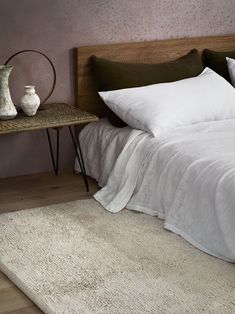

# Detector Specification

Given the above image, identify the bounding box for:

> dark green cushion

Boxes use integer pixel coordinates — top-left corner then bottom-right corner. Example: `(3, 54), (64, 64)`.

(91, 49), (204, 127)
(202, 49), (235, 82)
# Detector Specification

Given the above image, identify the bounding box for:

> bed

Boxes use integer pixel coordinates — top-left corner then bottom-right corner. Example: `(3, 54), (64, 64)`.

(75, 35), (235, 262)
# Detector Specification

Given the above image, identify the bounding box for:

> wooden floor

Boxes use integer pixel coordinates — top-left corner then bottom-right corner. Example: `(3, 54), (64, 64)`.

(0, 171), (99, 314)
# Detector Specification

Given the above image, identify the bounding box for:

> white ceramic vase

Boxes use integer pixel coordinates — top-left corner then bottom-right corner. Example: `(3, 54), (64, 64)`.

(20, 85), (40, 116)
(0, 65), (17, 120)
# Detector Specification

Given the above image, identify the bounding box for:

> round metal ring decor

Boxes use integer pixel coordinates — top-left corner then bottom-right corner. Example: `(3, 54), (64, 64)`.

(5, 50), (56, 104)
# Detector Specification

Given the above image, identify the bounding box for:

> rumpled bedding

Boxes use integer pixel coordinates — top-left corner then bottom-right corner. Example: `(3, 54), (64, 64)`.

(76, 118), (235, 261)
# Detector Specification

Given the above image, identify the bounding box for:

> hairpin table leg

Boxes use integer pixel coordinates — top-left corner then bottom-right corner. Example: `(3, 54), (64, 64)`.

(68, 126), (89, 192)
(46, 128), (60, 175)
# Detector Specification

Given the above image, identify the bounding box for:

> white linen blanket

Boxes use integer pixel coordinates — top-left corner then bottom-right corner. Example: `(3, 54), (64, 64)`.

(92, 119), (235, 262)
(75, 119), (235, 262)
(75, 118), (132, 187)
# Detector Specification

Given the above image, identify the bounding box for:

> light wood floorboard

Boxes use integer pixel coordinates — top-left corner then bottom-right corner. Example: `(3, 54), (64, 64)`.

(0, 171), (99, 314)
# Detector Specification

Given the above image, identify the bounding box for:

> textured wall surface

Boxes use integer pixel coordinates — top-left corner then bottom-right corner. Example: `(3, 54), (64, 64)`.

(0, 0), (235, 178)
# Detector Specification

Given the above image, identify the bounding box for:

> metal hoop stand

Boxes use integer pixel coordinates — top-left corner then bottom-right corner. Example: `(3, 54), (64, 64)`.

(4, 51), (89, 191)
(4, 49), (56, 104)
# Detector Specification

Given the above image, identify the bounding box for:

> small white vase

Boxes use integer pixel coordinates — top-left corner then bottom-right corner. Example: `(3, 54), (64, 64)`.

(20, 85), (40, 116)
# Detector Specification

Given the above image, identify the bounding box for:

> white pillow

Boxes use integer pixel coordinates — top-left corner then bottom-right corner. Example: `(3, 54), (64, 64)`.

(226, 57), (235, 87)
(99, 68), (235, 136)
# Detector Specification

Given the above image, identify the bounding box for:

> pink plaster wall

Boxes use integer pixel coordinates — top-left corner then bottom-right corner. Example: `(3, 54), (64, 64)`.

(0, 0), (235, 178)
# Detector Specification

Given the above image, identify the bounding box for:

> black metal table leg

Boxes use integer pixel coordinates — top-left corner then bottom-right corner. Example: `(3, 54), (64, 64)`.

(46, 128), (60, 175)
(68, 126), (89, 192)
(56, 128), (60, 174)
(74, 128), (87, 176)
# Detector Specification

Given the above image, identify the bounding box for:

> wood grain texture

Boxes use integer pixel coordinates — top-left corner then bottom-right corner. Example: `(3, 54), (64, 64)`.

(4, 306), (43, 314)
(0, 287), (33, 314)
(0, 273), (13, 290)
(0, 171), (99, 313)
(76, 34), (235, 117)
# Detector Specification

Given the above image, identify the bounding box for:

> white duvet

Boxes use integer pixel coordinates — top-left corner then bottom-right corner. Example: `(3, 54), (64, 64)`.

(76, 118), (235, 262)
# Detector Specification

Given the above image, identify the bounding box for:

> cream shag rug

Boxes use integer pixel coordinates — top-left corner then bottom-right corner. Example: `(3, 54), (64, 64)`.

(0, 199), (234, 314)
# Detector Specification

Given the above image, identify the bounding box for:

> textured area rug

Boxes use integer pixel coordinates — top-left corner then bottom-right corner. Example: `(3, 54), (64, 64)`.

(0, 199), (234, 314)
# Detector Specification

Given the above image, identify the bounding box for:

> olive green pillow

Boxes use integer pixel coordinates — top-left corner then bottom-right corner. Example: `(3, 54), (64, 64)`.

(202, 49), (235, 82)
(91, 49), (204, 127)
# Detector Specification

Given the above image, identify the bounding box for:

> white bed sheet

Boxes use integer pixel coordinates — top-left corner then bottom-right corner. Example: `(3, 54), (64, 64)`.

(75, 118), (132, 187)
(76, 118), (235, 262)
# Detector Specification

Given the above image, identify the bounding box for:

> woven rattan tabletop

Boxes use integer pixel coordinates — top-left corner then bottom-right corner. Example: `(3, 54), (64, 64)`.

(0, 103), (98, 135)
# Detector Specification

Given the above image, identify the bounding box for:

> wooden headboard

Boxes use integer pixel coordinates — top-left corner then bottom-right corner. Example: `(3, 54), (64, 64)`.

(76, 35), (235, 117)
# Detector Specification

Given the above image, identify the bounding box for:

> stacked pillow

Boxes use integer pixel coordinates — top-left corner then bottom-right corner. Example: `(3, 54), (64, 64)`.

(226, 57), (235, 87)
(202, 49), (235, 83)
(92, 47), (235, 136)
(99, 68), (235, 137)
(92, 49), (204, 127)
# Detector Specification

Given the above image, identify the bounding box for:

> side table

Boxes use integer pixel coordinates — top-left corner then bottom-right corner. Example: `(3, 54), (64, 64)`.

(0, 103), (98, 192)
